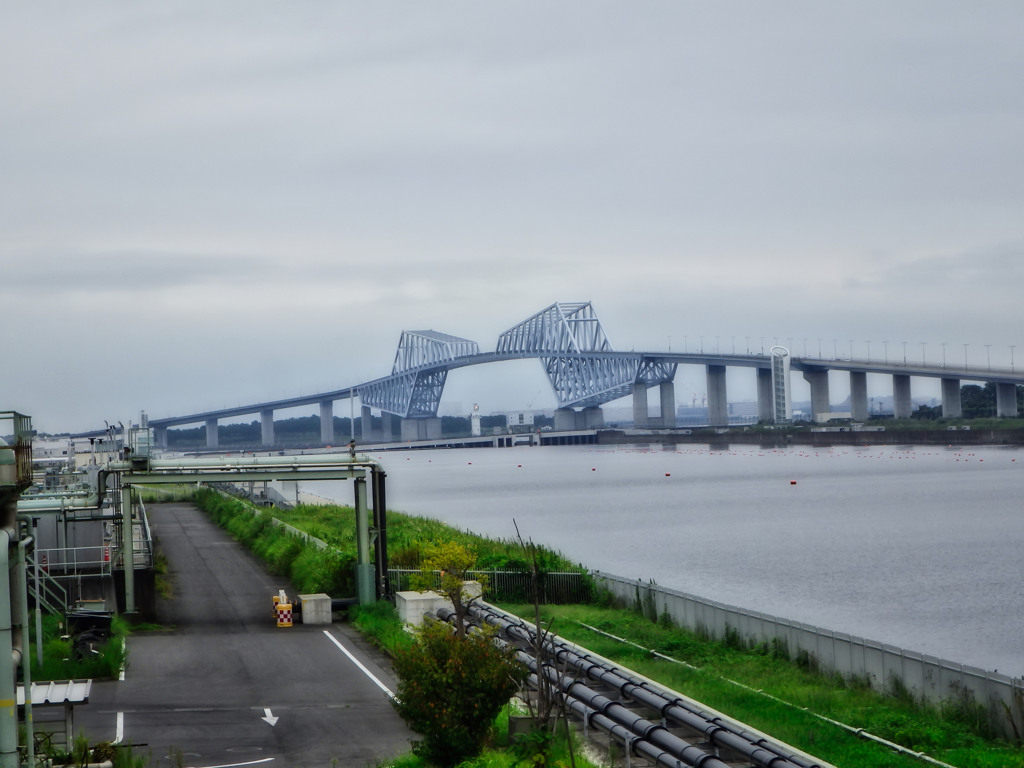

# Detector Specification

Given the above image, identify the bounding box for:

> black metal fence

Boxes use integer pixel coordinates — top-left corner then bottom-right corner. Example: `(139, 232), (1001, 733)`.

(387, 568), (593, 604)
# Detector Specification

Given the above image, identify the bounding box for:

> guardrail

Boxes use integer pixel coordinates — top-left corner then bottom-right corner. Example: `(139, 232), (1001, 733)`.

(34, 546), (113, 578)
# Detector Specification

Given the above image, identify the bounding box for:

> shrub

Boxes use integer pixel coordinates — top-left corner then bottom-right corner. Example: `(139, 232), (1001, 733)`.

(391, 621), (527, 767)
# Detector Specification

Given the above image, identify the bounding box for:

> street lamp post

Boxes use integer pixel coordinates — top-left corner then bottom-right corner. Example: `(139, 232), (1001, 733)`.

(1012, 345), (1016, 372)
(941, 342), (947, 367)
(963, 343), (968, 368)
(883, 340), (889, 364)
(921, 342), (927, 365)
(986, 344), (991, 370)
(902, 341), (907, 365)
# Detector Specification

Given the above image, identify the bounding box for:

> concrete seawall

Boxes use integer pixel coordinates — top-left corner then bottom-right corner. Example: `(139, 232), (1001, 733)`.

(597, 572), (1024, 742)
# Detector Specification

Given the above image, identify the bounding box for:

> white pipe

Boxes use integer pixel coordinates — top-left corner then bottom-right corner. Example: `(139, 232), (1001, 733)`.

(108, 453), (381, 473)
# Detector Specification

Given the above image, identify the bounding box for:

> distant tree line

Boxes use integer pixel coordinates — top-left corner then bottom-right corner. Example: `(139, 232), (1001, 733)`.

(166, 412), (553, 448)
(911, 383), (1024, 420)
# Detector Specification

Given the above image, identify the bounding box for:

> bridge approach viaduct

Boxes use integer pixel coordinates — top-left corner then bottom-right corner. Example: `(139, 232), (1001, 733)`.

(83, 303), (1024, 449)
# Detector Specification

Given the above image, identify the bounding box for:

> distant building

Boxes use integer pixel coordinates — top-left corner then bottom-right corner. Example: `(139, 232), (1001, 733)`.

(505, 411), (535, 433)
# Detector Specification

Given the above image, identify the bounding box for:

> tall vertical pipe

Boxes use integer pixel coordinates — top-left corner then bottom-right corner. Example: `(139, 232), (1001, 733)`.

(371, 468), (389, 600)
(354, 478), (373, 604)
(0, 525), (18, 768)
(121, 483), (136, 613)
(17, 534), (34, 768)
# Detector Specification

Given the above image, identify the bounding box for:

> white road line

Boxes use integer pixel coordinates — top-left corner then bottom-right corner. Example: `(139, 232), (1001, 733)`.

(113, 711), (124, 745)
(322, 630), (395, 699)
(186, 759), (274, 768)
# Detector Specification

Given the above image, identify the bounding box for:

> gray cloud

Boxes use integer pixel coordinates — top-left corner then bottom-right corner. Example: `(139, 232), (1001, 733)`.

(2, 2), (1023, 431)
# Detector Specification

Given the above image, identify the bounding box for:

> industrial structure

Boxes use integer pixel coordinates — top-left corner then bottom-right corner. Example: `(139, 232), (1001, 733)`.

(2, 410), (393, 765)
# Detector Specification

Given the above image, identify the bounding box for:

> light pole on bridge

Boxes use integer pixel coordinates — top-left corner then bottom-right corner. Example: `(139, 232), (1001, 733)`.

(921, 342), (927, 365)
(963, 343), (969, 368)
(1011, 345), (1016, 372)
(865, 340), (871, 360)
(941, 342), (947, 368)
(883, 340), (889, 364)
(986, 344), (991, 370)
(902, 341), (907, 365)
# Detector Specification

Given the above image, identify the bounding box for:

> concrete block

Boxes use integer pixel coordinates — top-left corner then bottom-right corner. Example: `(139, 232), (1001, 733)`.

(396, 581), (484, 627)
(396, 591), (450, 627)
(299, 593), (333, 625)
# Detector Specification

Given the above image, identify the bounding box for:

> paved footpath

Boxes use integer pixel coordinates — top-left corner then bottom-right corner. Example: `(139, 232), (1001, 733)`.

(78, 502), (414, 768)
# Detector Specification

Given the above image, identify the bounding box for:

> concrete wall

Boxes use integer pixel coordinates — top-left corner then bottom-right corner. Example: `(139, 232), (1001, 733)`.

(596, 572), (1024, 741)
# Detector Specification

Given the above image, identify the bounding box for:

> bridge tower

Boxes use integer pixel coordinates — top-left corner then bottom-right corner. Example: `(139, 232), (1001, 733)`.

(497, 302), (673, 428)
(358, 330), (479, 441)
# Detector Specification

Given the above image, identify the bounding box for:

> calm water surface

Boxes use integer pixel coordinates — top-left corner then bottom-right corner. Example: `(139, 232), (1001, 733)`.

(307, 443), (1023, 676)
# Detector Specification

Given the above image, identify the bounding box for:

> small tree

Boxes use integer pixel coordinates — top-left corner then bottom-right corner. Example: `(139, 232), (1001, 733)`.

(513, 520), (577, 767)
(410, 540), (487, 637)
(392, 620), (526, 766)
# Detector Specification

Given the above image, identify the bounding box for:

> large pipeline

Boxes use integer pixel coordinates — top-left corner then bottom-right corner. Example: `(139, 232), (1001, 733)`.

(440, 604), (825, 768)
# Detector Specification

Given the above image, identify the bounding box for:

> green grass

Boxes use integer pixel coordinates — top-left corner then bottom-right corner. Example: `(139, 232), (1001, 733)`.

(186, 489), (1023, 767)
(497, 604), (1024, 768)
(192, 488), (588, 599)
(30, 614), (127, 682)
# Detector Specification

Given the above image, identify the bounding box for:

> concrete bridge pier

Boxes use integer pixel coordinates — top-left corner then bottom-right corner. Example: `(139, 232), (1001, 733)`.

(360, 406), (375, 442)
(632, 385), (649, 427)
(554, 408), (577, 431)
(554, 407), (603, 430)
(941, 378), (962, 418)
(706, 365), (728, 426)
(381, 412), (395, 441)
(756, 368), (773, 422)
(996, 382), (1019, 418)
(400, 417), (442, 441)
(850, 371), (868, 421)
(802, 369), (830, 422)
(893, 374), (913, 418)
(206, 418), (219, 449)
(320, 400), (334, 444)
(583, 406), (604, 428)
(660, 381), (676, 428)
(261, 409), (275, 445)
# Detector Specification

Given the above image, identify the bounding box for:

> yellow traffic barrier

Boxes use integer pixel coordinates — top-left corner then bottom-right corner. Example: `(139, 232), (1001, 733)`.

(273, 589), (291, 626)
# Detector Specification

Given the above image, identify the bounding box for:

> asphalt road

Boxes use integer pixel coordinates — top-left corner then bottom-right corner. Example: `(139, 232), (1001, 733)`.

(80, 502), (415, 768)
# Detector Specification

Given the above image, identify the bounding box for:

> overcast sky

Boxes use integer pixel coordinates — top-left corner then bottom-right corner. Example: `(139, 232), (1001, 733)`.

(3, 2), (1023, 433)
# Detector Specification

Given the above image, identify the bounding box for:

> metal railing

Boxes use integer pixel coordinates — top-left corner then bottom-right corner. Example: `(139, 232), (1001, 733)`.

(388, 568), (592, 604)
(34, 546), (113, 579)
(27, 555), (68, 616)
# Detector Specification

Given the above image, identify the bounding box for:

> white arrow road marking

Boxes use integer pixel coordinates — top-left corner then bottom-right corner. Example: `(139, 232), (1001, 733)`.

(113, 711), (124, 744)
(322, 630), (395, 699)
(261, 708), (278, 726)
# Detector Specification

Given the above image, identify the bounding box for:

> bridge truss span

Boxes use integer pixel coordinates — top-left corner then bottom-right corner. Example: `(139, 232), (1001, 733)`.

(498, 302), (657, 409)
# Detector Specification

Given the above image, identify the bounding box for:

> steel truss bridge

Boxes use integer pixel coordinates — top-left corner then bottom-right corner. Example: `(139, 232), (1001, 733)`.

(75, 301), (1024, 448)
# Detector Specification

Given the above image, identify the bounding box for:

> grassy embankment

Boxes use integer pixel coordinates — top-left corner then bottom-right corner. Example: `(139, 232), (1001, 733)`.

(189, 488), (1024, 768)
